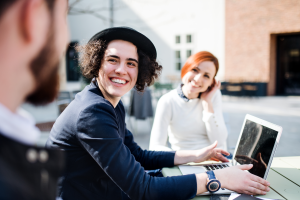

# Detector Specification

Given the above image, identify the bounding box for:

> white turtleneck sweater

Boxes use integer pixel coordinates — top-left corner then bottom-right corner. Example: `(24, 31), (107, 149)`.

(149, 88), (228, 151)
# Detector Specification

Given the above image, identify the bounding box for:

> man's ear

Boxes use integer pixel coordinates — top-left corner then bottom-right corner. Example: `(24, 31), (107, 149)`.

(20, 0), (49, 43)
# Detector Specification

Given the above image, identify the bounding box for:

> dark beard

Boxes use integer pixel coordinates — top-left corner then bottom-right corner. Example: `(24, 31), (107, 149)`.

(26, 29), (61, 105)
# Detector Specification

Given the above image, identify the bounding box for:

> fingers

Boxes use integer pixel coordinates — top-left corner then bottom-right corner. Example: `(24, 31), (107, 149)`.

(250, 174), (270, 187)
(242, 191), (255, 196)
(236, 164), (253, 170)
(212, 79), (221, 89)
(216, 80), (221, 89)
(244, 173), (270, 195)
(219, 166), (271, 196)
(248, 177), (269, 190)
(244, 185), (269, 195)
(247, 184), (269, 195)
(205, 142), (230, 162)
(219, 149), (230, 156)
(210, 147), (229, 162)
(236, 178), (270, 195)
(244, 188), (265, 196)
(214, 153), (229, 162)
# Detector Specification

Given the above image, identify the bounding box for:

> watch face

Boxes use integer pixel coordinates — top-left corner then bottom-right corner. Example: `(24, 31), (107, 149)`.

(208, 181), (220, 192)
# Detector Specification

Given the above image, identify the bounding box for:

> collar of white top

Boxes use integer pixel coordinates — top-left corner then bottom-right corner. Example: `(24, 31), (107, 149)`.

(0, 103), (40, 145)
(177, 83), (201, 102)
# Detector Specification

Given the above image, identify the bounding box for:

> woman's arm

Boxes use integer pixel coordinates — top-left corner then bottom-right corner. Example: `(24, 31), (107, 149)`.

(174, 141), (229, 165)
(202, 88), (228, 150)
(149, 94), (172, 151)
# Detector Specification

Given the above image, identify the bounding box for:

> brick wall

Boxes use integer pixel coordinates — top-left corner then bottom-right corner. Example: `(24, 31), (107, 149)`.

(225, 0), (300, 84)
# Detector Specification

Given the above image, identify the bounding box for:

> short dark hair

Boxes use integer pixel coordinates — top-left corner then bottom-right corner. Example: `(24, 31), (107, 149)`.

(76, 40), (162, 92)
(0, 0), (56, 19)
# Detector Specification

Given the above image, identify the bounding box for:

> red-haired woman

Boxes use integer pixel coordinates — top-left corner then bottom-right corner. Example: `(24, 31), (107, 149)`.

(150, 51), (228, 152)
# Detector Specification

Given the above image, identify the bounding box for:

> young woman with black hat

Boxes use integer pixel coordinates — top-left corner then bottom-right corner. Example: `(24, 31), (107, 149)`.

(46, 27), (270, 200)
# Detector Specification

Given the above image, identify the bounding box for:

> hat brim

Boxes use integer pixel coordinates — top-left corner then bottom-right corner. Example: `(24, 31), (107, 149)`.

(89, 27), (157, 60)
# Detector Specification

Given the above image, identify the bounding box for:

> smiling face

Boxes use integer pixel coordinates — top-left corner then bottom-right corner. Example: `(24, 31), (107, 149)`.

(97, 40), (138, 106)
(182, 61), (216, 98)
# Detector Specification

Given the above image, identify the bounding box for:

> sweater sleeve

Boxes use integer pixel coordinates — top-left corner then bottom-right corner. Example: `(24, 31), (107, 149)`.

(76, 103), (197, 200)
(149, 94), (173, 151)
(202, 90), (228, 150)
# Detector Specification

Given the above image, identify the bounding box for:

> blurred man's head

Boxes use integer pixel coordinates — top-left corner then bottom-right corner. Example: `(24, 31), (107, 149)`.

(0, 0), (69, 112)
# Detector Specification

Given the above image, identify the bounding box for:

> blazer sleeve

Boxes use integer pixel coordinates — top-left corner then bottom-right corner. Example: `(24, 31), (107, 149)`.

(202, 90), (228, 150)
(149, 94), (173, 151)
(76, 103), (197, 200)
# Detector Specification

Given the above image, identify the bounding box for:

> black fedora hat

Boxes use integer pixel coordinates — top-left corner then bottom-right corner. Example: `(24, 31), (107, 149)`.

(89, 27), (157, 60)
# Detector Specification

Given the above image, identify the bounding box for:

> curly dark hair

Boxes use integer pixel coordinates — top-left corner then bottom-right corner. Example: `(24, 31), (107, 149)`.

(76, 40), (162, 92)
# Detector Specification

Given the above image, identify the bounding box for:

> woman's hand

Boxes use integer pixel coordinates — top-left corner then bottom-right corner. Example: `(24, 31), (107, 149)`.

(201, 79), (221, 113)
(214, 165), (270, 195)
(201, 79), (221, 103)
(174, 141), (229, 165)
(194, 141), (229, 163)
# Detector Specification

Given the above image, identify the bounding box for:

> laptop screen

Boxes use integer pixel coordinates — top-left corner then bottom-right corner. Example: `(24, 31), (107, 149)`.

(234, 119), (278, 178)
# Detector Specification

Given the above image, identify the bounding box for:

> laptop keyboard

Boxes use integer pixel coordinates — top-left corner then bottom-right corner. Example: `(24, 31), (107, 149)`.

(204, 164), (230, 171)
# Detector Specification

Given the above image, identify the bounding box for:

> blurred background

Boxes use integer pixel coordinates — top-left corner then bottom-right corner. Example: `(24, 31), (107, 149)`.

(23, 0), (300, 156)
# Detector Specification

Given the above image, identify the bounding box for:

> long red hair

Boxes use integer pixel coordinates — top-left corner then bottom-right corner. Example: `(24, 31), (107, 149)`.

(181, 51), (219, 79)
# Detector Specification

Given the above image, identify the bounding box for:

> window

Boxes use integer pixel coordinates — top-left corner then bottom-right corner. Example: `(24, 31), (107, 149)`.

(186, 34), (192, 43)
(175, 50), (181, 70)
(176, 63), (181, 71)
(66, 42), (81, 81)
(175, 35), (180, 44)
(186, 50), (192, 58)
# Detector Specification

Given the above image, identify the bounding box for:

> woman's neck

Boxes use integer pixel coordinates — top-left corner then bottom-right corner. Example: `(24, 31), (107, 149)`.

(182, 84), (199, 100)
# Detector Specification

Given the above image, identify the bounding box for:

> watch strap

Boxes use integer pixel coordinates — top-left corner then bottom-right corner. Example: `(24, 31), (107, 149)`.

(206, 170), (221, 193)
(206, 170), (216, 180)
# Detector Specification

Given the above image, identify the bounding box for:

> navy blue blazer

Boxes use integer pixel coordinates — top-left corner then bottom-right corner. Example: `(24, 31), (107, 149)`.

(46, 81), (197, 200)
(0, 133), (64, 200)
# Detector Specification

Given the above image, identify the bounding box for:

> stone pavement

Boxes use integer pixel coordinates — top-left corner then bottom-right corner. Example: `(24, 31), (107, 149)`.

(22, 95), (300, 156)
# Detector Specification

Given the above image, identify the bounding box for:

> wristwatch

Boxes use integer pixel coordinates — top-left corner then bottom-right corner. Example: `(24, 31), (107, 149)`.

(206, 171), (221, 193)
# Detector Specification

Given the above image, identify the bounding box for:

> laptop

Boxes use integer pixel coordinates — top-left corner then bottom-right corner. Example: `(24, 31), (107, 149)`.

(179, 114), (282, 195)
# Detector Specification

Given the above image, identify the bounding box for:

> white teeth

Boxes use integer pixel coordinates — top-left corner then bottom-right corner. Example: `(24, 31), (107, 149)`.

(111, 78), (126, 84)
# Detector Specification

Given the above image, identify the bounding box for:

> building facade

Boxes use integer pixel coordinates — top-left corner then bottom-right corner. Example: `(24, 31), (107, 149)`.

(61, 0), (225, 91)
(61, 0), (300, 96)
(225, 0), (300, 96)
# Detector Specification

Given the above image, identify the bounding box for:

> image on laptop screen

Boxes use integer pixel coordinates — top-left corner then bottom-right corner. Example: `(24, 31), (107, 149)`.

(234, 119), (278, 178)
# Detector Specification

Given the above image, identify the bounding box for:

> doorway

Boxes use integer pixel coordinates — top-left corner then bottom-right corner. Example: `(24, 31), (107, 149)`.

(276, 34), (300, 95)
(66, 41), (81, 82)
